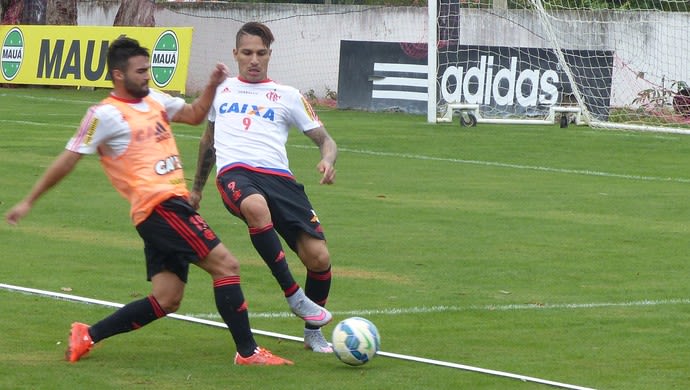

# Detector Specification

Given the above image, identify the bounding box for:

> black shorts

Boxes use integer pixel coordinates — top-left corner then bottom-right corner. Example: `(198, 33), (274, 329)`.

(216, 167), (326, 252)
(136, 196), (221, 283)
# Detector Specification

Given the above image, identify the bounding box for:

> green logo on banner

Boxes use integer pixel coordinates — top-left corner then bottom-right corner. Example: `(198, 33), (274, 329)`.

(2, 27), (24, 81)
(151, 30), (178, 88)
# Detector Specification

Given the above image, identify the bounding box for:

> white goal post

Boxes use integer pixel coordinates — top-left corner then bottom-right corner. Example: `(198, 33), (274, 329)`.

(428, 0), (690, 133)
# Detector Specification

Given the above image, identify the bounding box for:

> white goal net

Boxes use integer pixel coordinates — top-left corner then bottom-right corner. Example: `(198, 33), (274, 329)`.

(429, 0), (690, 132)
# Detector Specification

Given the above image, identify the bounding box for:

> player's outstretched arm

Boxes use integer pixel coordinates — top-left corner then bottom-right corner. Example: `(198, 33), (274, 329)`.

(305, 126), (337, 185)
(5, 150), (82, 225)
(172, 63), (229, 125)
(189, 121), (217, 210)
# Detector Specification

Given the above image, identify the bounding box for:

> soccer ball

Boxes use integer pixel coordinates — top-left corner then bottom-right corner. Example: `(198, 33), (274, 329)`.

(331, 317), (381, 366)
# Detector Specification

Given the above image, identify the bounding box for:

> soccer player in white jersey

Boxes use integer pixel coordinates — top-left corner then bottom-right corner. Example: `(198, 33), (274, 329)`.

(190, 22), (338, 353)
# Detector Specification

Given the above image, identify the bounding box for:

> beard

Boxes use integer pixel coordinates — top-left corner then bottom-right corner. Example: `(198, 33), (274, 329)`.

(124, 77), (150, 99)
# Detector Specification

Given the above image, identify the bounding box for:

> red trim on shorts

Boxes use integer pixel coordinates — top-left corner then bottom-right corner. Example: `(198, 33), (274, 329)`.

(216, 179), (242, 216)
(155, 205), (210, 259)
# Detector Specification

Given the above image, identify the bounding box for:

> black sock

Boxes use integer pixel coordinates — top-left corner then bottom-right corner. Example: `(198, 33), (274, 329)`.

(249, 224), (298, 294)
(305, 266), (332, 330)
(89, 295), (166, 343)
(213, 276), (257, 357)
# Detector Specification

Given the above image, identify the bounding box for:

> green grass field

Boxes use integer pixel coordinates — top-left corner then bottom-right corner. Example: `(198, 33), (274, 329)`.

(2, 87), (690, 389)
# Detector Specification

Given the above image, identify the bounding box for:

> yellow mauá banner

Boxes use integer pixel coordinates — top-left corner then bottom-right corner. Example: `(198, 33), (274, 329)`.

(0, 25), (192, 93)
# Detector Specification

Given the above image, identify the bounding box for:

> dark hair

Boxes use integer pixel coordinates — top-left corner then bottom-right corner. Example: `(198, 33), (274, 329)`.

(236, 22), (274, 49)
(107, 36), (149, 77)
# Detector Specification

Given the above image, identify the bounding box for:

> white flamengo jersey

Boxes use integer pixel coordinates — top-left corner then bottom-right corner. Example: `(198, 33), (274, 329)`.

(209, 77), (323, 177)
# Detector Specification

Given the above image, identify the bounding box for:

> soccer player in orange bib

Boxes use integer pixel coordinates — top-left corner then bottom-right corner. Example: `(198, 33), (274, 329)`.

(5, 37), (292, 366)
(190, 22), (338, 353)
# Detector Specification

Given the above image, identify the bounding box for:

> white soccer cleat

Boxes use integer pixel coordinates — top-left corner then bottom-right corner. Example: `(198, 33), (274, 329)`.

(304, 329), (333, 353)
(287, 288), (332, 327)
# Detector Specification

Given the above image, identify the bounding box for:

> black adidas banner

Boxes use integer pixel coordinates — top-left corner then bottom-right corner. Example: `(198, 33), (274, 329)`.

(337, 40), (613, 120)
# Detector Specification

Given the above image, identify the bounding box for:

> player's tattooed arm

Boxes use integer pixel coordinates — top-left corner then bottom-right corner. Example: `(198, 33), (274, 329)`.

(190, 122), (216, 209)
(305, 126), (337, 184)
(306, 126), (337, 165)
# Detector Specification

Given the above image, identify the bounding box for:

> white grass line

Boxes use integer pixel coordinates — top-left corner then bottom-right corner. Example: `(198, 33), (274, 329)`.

(0, 119), (76, 128)
(0, 93), (94, 105)
(0, 283), (300, 342)
(1, 108), (688, 184)
(182, 298), (690, 320)
(0, 282), (595, 390)
(178, 133), (690, 184)
(295, 145), (690, 184)
(6, 109), (686, 185)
